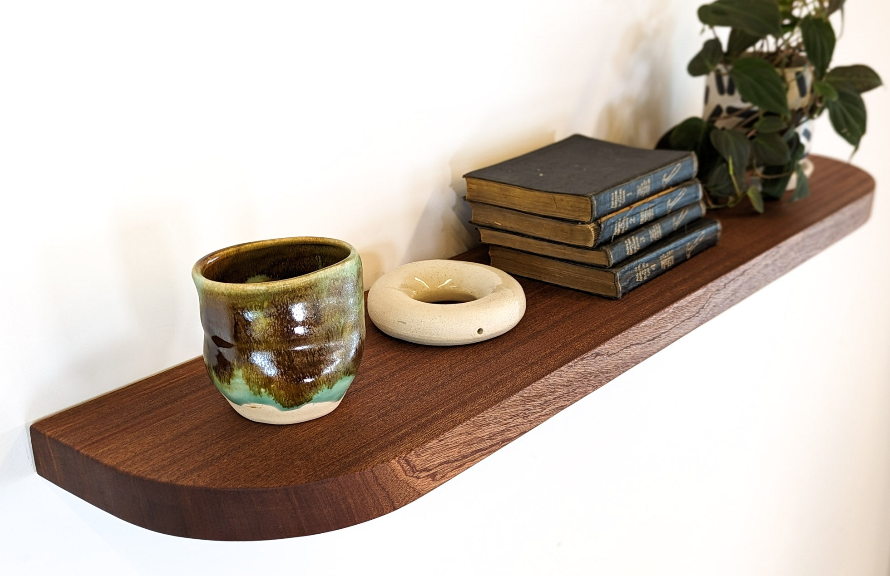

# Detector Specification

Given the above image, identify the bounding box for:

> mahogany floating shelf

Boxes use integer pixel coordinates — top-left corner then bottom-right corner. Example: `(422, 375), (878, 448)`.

(31, 156), (874, 540)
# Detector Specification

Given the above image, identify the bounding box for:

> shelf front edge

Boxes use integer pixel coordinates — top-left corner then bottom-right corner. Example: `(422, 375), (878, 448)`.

(380, 190), (875, 497)
(30, 159), (875, 540)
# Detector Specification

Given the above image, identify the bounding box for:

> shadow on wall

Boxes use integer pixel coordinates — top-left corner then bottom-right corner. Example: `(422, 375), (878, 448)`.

(398, 166), (477, 267)
(442, 130), (559, 259)
(0, 428), (32, 488)
(403, 1), (680, 272)
(590, 1), (677, 148)
(363, 127), (556, 280)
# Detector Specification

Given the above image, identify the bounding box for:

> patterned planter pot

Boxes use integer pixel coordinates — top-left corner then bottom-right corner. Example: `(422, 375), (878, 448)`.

(703, 61), (815, 168)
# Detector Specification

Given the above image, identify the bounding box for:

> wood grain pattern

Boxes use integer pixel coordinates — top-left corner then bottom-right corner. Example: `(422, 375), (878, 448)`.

(30, 156), (875, 540)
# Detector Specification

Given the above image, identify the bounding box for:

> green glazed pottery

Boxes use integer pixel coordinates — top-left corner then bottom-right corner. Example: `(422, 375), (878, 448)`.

(192, 237), (364, 424)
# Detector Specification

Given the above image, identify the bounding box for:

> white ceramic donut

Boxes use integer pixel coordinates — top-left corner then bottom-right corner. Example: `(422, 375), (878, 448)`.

(367, 259), (526, 346)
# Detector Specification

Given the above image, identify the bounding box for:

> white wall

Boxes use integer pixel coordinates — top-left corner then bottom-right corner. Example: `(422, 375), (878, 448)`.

(2, 1), (889, 574)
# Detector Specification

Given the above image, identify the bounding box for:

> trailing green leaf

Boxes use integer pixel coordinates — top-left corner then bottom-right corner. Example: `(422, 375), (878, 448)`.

(727, 28), (762, 55)
(746, 185), (765, 213)
(752, 133), (791, 165)
(800, 16), (836, 79)
(760, 164), (793, 200)
(754, 115), (787, 133)
(791, 164), (810, 201)
(710, 129), (751, 191)
(688, 38), (724, 76)
(827, 87), (867, 148)
(698, 0), (782, 37)
(826, 65), (883, 94)
(663, 0), (876, 212)
(786, 131), (806, 161)
(729, 58), (790, 116)
(814, 80), (839, 101)
(706, 162), (736, 197)
(668, 117), (710, 150)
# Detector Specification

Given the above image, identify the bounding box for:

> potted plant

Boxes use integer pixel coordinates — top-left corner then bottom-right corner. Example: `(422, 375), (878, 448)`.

(656, 0), (882, 212)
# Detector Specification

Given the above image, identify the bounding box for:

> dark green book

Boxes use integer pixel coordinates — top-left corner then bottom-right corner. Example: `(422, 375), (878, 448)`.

(469, 180), (702, 248)
(489, 218), (721, 299)
(464, 134), (697, 222)
(477, 199), (707, 268)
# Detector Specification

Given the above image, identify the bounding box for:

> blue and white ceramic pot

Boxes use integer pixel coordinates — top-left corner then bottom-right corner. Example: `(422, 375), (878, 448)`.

(703, 61), (815, 184)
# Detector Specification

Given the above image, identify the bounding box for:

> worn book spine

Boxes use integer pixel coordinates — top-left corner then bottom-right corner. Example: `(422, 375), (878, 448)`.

(600, 199), (707, 266)
(590, 154), (698, 220)
(489, 219), (721, 298)
(613, 218), (721, 297)
(594, 180), (702, 247)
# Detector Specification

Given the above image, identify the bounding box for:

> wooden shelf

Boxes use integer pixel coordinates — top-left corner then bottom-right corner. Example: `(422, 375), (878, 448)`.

(31, 156), (874, 540)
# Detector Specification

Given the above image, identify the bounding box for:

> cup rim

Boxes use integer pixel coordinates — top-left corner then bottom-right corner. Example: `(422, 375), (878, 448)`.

(192, 236), (359, 292)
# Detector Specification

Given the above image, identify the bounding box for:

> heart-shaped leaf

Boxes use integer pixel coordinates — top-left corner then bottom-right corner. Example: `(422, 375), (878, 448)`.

(814, 80), (839, 101)
(688, 38), (724, 77)
(710, 129), (751, 190)
(760, 164), (793, 200)
(746, 185), (765, 213)
(828, 87), (867, 148)
(801, 16), (836, 79)
(786, 131), (806, 161)
(826, 65), (883, 94)
(706, 162), (736, 197)
(727, 28), (762, 55)
(698, 0), (782, 37)
(729, 58), (790, 117)
(791, 163), (810, 202)
(669, 117), (710, 150)
(752, 133), (791, 165)
(754, 115), (787, 133)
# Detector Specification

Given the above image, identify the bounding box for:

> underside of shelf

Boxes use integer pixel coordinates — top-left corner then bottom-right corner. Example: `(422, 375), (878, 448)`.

(30, 156), (874, 540)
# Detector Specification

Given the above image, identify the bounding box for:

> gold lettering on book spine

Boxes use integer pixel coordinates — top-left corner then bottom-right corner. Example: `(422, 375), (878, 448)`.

(611, 215), (633, 240)
(610, 188), (627, 210)
(670, 207), (690, 230)
(685, 230), (707, 259)
(666, 187), (688, 211)
(636, 178), (651, 199)
(639, 206), (655, 224)
(662, 162), (682, 186)
(634, 262), (657, 283)
(649, 225), (663, 242)
(624, 235), (642, 255)
(659, 249), (675, 270)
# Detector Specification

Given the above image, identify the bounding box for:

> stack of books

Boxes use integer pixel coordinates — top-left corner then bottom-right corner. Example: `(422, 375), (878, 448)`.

(464, 135), (721, 298)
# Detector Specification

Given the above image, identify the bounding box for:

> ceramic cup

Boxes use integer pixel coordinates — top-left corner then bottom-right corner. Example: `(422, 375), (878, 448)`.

(192, 237), (364, 424)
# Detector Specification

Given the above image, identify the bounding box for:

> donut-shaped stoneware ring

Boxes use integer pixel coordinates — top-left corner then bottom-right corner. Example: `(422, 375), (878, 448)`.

(367, 260), (525, 346)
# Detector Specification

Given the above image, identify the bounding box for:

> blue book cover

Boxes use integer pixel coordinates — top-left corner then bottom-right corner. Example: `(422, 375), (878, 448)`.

(488, 219), (721, 298)
(476, 200), (707, 268)
(464, 135), (697, 222)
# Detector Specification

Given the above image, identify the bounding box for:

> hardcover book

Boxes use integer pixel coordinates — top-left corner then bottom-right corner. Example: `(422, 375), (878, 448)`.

(469, 180), (702, 248)
(477, 200), (707, 268)
(464, 134), (697, 222)
(489, 218), (721, 299)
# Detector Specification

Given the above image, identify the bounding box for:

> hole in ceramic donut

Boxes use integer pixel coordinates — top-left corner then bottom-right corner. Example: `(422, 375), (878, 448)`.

(411, 288), (479, 304)
(367, 259), (526, 346)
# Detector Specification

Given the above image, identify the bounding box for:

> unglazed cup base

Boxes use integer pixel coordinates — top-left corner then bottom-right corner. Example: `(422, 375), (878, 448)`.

(226, 398), (343, 425)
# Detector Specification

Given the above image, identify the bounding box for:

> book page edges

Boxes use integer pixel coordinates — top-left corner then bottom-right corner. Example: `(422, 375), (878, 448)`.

(465, 178), (593, 221)
(489, 246), (620, 298)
